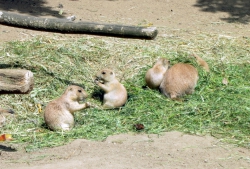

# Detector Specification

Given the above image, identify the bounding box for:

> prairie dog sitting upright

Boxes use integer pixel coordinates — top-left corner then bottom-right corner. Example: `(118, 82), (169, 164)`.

(159, 63), (199, 99)
(145, 58), (170, 89)
(44, 85), (90, 131)
(95, 69), (127, 109)
(0, 108), (14, 127)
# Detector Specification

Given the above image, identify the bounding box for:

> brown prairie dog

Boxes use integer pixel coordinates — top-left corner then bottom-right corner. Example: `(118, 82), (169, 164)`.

(145, 58), (170, 89)
(0, 108), (14, 127)
(95, 69), (127, 109)
(159, 63), (198, 99)
(44, 85), (90, 131)
(192, 53), (210, 72)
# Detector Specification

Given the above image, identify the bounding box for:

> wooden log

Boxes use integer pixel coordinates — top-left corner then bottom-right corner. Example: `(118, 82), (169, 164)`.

(0, 69), (34, 94)
(0, 10), (158, 40)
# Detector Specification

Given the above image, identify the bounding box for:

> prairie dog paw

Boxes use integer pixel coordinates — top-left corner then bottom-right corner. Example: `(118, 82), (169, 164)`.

(85, 102), (91, 108)
(94, 78), (99, 85)
(95, 78), (104, 84)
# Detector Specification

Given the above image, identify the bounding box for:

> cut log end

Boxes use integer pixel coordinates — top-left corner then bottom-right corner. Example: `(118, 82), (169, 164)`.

(141, 27), (158, 39)
(0, 69), (34, 94)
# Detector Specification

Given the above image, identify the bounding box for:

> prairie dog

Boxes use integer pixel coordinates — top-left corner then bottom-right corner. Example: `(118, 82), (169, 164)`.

(145, 58), (170, 89)
(0, 108), (14, 127)
(192, 53), (210, 72)
(95, 69), (127, 109)
(44, 85), (90, 131)
(159, 63), (198, 99)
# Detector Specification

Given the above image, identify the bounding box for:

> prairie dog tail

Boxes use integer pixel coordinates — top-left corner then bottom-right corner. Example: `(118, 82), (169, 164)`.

(192, 53), (210, 72)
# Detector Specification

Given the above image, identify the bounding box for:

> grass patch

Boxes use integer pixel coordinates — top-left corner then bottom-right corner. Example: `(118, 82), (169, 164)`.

(0, 31), (249, 151)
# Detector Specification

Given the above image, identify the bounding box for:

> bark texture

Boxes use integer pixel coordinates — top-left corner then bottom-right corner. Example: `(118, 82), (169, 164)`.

(0, 69), (34, 94)
(0, 11), (158, 40)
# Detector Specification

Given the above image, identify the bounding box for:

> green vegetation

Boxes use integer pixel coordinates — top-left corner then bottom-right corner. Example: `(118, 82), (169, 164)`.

(0, 31), (249, 151)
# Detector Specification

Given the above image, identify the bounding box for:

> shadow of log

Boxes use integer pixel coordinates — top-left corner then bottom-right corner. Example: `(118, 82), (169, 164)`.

(0, 63), (83, 88)
(0, 145), (17, 152)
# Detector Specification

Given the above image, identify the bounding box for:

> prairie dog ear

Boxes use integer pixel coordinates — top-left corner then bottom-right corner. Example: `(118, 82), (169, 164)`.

(110, 71), (113, 75)
(163, 59), (170, 65)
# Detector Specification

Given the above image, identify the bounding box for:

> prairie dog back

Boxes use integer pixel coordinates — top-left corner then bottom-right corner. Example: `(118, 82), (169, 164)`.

(159, 63), (198, 99)
(145, 58), (170, 89)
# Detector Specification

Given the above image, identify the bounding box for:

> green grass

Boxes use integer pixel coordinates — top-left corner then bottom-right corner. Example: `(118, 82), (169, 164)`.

(0, 31), (249, 151)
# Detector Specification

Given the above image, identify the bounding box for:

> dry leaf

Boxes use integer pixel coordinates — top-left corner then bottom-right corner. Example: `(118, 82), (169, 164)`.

(0, 134), (13, 141)
(37, 104), (42, 113)
(222, 78), (228, 85)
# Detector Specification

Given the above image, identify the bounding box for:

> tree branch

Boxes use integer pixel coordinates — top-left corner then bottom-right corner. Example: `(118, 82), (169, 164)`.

(0, 10), (158, 40)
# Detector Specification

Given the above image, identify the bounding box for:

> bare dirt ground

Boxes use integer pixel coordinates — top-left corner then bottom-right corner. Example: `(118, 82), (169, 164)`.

(0, 0), (250, 168)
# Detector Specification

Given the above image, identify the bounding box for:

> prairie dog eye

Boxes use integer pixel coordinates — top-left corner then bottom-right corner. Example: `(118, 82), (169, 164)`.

(102, 71), (106, 75)
(78, 90), (82, 93)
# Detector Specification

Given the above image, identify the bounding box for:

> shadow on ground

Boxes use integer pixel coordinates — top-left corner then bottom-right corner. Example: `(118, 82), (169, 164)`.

(1, 0), (249, 23)
(194, 0), (250, 23)
(0, 0), (64, 18)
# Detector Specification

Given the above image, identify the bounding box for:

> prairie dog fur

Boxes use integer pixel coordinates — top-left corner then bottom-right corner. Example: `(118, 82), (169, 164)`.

(145, 58), (170, 89)
(159, 63), (198, 99)
(44, 85), (90, 131)
(0, 108), (14, 127)
(95, 69), (127, 109)
(192, 53), (210, 72)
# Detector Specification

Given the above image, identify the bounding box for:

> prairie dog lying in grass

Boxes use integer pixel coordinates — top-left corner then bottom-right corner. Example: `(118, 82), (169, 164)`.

(145, 58), (170, 89)
(0, 108), (14, 127)
(44, 85), (90, 131)
(159, 54), (209, 99)
(159, 63), (199, 99)
(95, 69), (127, 109)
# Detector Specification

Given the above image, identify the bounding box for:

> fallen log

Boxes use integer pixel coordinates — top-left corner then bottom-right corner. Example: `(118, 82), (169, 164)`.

(0, 69), (34, 94)
(0, 10), (158, 40)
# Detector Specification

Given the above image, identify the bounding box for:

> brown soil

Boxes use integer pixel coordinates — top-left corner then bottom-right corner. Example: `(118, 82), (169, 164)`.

(0, 0), (250, 168)
(1, 132), (250, 169)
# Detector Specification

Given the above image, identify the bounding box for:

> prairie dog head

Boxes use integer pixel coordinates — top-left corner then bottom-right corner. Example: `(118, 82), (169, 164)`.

(0, 108), (14, 127)
(64, 85), (88, 101)
(95, 69), (116, 83)
(155, 58), (170, 69)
